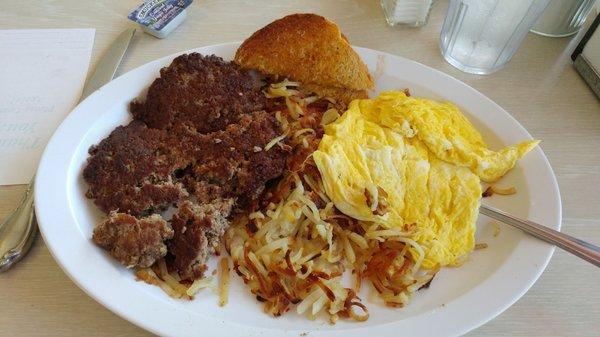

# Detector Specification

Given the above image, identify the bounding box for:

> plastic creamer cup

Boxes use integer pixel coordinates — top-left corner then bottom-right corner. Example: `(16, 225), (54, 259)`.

(128, 0), (193, 39)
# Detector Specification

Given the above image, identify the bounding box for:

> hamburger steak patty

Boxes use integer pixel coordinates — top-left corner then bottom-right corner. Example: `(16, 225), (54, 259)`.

(83, 120), (189, 216)
(130, 53), (266, 134)
(176, 110), (287, 210)
(169, 199), (234, 280)
(92, 212), (174, 268)
(84, 53), (288, 276)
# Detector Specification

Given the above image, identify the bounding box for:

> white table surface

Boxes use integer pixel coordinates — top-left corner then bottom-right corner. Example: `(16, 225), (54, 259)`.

(1, 1), (599, 336)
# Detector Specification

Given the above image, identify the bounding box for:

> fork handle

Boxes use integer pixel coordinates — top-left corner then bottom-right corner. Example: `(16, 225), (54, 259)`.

(480, 203), (600, 268)
(0, 179), (37, 272)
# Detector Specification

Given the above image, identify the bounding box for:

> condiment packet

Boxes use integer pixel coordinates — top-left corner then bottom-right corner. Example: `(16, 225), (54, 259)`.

(128, 0), (193, 38)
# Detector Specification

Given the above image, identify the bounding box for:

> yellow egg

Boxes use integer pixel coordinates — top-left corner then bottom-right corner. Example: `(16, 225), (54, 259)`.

(361, 91), (540, 182)
(314, 91), (538, 269)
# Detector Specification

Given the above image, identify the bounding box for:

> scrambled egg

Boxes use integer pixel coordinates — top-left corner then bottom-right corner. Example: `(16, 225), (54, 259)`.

(313, 91), (538, 269)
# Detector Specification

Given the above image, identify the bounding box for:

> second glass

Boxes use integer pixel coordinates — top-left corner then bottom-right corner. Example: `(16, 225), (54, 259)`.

(440, 0), (552, 75)
(531, 0), (598, 37)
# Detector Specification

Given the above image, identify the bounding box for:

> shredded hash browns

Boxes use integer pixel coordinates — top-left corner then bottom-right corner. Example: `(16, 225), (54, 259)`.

(222, 81), (436, 321)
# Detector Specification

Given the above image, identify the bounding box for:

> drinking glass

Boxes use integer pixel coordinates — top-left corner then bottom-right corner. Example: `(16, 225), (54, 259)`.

(531, 0), (597, 37)
(440, 0), (552, 74)
(381, 0), (436, 27)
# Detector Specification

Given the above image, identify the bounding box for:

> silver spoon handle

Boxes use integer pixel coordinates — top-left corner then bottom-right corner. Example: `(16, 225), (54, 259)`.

(0, 178), (37, 272)
(480, 203), (600, 267)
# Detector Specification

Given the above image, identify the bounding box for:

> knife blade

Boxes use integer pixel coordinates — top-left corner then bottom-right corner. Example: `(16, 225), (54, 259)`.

(80, 28), (136, 100)
(0, 28), (136, 272)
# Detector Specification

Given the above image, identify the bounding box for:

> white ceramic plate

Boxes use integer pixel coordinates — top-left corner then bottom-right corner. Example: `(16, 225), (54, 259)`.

(35, 43), (561, 337)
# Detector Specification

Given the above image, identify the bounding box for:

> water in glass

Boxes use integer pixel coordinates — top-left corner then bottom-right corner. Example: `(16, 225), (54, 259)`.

(440, 0), (552, 74)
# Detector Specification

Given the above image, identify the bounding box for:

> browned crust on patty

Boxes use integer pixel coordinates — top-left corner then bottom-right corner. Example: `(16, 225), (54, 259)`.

(85, 54), (287, 217)
(176, 111), (287, 211)
(130, 53), (266, 134)
(83, 121), (189, 216)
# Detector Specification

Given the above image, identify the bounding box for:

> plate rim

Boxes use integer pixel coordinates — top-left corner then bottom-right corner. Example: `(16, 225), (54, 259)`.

(35, 42), (562, 337)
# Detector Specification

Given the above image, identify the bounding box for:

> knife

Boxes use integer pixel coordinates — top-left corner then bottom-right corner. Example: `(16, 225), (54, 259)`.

(0, 28), (136, 272)
(80, 28), (136, 100)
